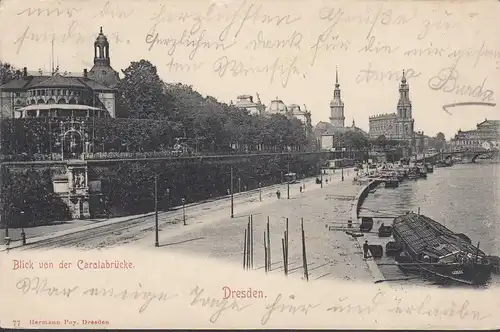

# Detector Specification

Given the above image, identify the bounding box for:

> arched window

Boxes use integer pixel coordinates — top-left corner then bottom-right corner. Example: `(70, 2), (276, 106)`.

(47, 98), (55, 104)
(57, 98), (66, 104)
(68, 99), (76, 104)
(37, 99), (44, 104)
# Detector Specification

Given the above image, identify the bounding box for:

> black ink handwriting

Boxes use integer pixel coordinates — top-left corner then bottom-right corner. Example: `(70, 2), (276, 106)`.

(16, 7), (80, 18)
(356, 63), (421, 84)
(261, 293), (320, 325)
(82, 283), (177, 313)
(93, 0), (135, 19)
(189, 285), (251, 324)
(145, 30), (237, 60)
(448, 41), (500, 68)
(16, 277), (78, 298)
(166, 57), (204, 73)
(213, 56), (302, 88)
(428, 62), (495, 102)
(326, 291), (385, 315)
(358, 36), (399, 54)
(246, 30), (302, 51)
(219, 0), (300, 42)
(387, 294), (491, 321)
(442, 102), (496, 115)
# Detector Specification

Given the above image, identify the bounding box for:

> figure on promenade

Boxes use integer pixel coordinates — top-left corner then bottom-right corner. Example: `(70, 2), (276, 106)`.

(325, 178), (329, 184)
(299, 186), (303, 193)
(363, 240), (370, 259)
(276, 190), (281, 199)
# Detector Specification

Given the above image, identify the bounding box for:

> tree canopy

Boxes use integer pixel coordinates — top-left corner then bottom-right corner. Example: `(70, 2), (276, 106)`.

(0, 59), (310, 157)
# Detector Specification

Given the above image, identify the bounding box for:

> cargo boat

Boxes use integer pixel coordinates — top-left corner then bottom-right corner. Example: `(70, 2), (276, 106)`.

(392, 213), (493, 285)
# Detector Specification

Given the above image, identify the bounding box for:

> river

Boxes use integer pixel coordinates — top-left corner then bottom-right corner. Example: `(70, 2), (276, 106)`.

(360, 161), (500, 286)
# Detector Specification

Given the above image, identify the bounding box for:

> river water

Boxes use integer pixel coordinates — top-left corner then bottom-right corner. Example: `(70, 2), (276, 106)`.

(361, 161), (500, 286)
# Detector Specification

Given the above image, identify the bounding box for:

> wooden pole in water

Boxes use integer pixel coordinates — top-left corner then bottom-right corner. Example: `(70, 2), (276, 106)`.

(267, 216), (271, 271)
(243, 228), (247, 270)
(283, 231), (288, 275)
(282, 238), (287, 276)
(301, 218), (309, 281)
(285, 218), (289, 272)
(264, 231), (268, 274)
(417, 207), (421, 215)
(247, 220), (251, 270)
(250, 215), (254, 269)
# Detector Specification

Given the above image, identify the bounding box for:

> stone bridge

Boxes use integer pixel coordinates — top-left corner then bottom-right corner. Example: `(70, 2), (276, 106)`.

(417, 150), (500, 163)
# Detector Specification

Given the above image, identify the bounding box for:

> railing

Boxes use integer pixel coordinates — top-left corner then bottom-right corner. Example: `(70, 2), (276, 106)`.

(0, 149), (369, 163)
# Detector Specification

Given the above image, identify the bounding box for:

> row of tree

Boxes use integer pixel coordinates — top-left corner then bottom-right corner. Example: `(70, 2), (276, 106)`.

(1, 60), (311, 156)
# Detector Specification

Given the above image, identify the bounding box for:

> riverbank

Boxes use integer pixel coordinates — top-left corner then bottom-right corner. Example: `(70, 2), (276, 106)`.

(123, 169), (375, 282)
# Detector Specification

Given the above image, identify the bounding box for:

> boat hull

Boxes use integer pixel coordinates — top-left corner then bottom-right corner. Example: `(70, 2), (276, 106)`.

(392, 213), (493, 286)
(396, 261), (493, 285)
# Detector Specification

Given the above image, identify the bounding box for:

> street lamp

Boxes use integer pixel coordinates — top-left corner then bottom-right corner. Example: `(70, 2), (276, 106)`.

(341, 149), (344, 181)
(258, 182), (262, 202)
(166, 188), (170, 211)
(20, 210), (26, 246)
(154, 175), (159, 247)
(182, 197), (186, 226)
(238, 177), (241, 193)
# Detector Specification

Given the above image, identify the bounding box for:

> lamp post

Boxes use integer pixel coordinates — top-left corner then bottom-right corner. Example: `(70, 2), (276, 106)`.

(154, 175), (159, 247)
(320, 164), (323, 188)
(341, 150), (344, 181)
(238, 177), (241, 193)
(20, 210), (26, 246)
(166, 188), (170, 211)
(182, 197), (186, 226)
(258, 182), (262, 202)
(287, 161), (290, 199)
(230, 166), (234, 218)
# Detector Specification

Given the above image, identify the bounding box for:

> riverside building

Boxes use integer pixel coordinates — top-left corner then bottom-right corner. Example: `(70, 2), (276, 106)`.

(0, 27), (119, 120)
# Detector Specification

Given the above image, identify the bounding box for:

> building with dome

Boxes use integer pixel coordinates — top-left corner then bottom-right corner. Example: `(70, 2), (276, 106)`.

(368, 70), (415, 146)
(0, 27), (119, 120)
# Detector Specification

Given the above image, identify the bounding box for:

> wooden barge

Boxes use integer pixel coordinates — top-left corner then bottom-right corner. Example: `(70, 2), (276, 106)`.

(392, 213), (493, 285)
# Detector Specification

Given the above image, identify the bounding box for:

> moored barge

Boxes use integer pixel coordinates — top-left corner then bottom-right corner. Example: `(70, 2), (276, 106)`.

(392, 213), (493, 285)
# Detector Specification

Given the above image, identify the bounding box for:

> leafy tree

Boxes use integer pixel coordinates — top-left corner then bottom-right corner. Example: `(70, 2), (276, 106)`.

(116, 60), (174, 119)
(0, 61), (21, 85)
(435, 132), (445, 141)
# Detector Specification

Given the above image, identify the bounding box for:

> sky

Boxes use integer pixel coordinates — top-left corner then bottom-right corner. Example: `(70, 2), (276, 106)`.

(0, 0), (499, 139)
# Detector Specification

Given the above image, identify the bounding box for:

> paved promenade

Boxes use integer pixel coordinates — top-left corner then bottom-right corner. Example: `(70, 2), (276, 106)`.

(125, 169), (374, 282)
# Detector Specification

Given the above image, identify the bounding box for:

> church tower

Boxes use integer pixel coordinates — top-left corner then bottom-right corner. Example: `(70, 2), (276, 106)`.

(87, 27), (119, 88)
(396, 70), (414, 146)
(329, 67), (345, 128)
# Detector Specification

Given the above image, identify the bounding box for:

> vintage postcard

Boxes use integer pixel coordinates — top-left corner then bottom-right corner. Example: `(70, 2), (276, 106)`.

(0, 0), (499, 329)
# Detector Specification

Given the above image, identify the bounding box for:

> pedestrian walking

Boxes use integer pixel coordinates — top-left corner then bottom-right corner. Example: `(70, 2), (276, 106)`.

(303, 183), (306, 190)
(299, 186), (303, 193)
(325, 178), (328, 184)
(363, 240), (370, 259)
(276, 190), (281, 199)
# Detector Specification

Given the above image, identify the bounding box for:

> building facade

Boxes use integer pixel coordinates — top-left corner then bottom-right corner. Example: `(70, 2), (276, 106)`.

(369, 71), (415, 147)
(233, 93), (266, 115)
(0, 27), (119, 120)
(313, 67), (368, 150)
(449, 119), (500, 150)
(329, 67), (345, 128)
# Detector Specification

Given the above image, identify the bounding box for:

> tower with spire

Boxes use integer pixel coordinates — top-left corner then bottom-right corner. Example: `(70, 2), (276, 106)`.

(396, 70), (414, 147)
(87, 27), (119, 88)
(329, 66), (345, 128)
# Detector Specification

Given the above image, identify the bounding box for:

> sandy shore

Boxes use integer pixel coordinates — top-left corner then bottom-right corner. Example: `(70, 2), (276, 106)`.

(125, 169), (374, 282)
